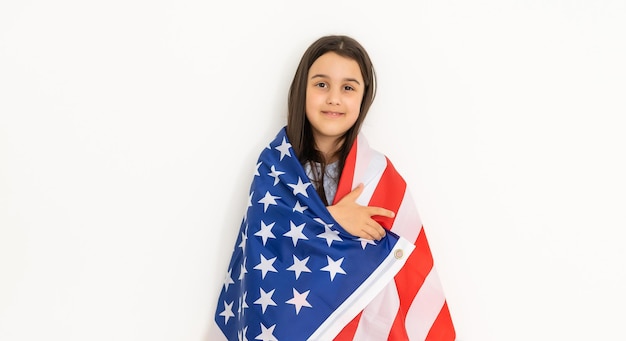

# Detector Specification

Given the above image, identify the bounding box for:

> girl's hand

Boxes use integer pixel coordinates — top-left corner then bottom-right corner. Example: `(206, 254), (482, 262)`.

(327, 183), (395, 240)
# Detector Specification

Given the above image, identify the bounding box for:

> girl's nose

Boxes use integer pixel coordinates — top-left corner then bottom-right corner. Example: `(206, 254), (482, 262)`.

(326, 89), (341, 105)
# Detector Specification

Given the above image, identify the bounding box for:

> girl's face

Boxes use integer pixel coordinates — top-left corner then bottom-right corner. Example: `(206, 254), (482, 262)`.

(305, 52), (364, 154)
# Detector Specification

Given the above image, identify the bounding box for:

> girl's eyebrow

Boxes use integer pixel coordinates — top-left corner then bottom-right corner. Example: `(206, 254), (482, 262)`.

(310, 74), (361, 85)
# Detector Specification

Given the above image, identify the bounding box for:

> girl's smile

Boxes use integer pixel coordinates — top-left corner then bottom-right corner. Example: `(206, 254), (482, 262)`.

(305, 51), (364, 158)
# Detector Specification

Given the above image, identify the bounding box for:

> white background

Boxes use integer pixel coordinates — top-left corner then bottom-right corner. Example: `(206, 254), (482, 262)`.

(2, 1), (625, 340)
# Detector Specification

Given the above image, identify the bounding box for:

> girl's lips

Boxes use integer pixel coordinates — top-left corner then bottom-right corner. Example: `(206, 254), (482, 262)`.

(322, 111), (343, 116)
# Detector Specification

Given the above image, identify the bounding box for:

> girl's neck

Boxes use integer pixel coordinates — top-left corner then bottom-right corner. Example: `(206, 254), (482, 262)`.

(315, 137), (342, 163)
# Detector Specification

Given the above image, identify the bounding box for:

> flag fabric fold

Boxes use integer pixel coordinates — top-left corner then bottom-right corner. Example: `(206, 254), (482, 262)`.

(213, 127), (455, 340)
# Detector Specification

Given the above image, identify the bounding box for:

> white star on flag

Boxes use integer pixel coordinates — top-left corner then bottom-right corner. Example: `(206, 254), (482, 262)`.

(238, 326), (248, 341)
(239, 258), (247, 280)
(316, 222), (342, 247)
(283, 221), (308, 247)
(292, 201), (307, 213)
(245, 192), (253, 220)
(268, 165), (285, 186)
(358, 237), (377, 249)
(287, 177), (311, 197)
(253, 254), (278, 279)
(255, 322), (278, 341)
(219, 300), (235, 324)
(314, 217), (334, 229)
(286, 255), (311, 279)
(285, 288), (313, 314)
(238, 292), (249, 319)
(238, 228), (248, 251)
(275, 137), (292, 161)
(321, 255), (347, 281)
(258, 191), (280, 212)
(253, 288), (277, 313)
(241, 291), (248, 311)
(254, 221), (276, 246)
(254, 162), (261, 176)
(223, 268), (235, 292)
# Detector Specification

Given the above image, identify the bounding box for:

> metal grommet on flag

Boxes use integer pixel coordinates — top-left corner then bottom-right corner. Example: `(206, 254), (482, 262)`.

(394, 249), (404, 259)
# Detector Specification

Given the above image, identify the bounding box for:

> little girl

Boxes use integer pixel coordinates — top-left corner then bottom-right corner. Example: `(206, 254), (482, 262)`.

(213, 35), (455, 341)
(286, 35), (394, 242)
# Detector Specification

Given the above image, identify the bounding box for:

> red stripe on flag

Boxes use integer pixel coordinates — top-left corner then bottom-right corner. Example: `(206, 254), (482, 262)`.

(333, 311), (362, 340)
(368, 157), (406, 230)
(425, 301), (456, 341)
(388, 228), (434, 339)
(334, 138), (358, 205)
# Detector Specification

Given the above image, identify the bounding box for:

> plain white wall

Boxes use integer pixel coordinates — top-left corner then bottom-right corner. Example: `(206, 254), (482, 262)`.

(1, 1), (625, 340)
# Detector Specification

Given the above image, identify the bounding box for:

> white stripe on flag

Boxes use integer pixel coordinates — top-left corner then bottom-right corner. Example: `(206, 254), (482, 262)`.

(389, 189), (422, 242)
(354, 143), (387, 206)
(352, 133), (373, 190)
(405, 267), (447, 340)
(352, 280), (400, 340)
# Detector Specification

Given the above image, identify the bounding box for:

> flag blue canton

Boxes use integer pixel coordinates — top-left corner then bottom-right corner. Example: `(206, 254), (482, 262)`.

(215, 128), (401, 341)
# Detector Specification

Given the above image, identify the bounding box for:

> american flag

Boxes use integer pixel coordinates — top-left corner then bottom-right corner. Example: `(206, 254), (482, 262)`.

(211, 127), (455, 340)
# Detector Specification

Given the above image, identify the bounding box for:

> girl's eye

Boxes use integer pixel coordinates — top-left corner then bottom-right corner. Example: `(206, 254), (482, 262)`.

(315, 82), (327, 88)
(344, 85), (355, 91)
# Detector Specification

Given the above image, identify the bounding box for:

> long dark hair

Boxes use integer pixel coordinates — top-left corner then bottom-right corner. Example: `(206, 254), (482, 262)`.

(286, 35), (377, 204)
